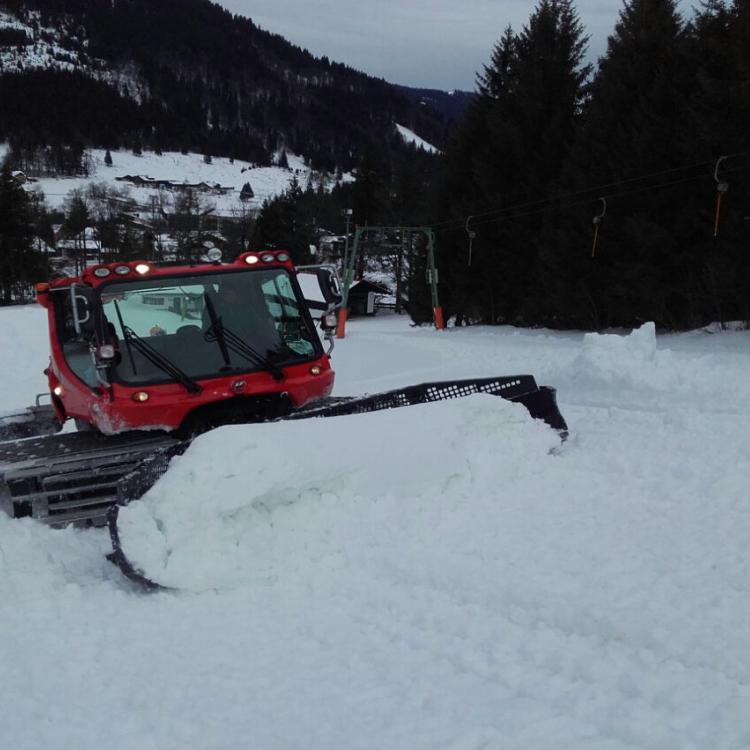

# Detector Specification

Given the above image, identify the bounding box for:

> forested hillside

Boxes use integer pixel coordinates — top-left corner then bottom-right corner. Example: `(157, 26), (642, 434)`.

(0, 0), (450, 172)
(429, 0), (750, 330)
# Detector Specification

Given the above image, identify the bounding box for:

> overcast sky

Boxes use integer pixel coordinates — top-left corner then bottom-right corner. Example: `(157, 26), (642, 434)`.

(215, 0), (663, 91)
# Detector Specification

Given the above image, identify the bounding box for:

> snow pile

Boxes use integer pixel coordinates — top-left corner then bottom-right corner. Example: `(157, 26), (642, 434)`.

(117, 395), (558, 589)
(572, 321), (676, 390)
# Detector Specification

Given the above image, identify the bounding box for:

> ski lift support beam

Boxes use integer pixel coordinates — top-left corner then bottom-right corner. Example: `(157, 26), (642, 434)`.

(336, 225), (443, 338)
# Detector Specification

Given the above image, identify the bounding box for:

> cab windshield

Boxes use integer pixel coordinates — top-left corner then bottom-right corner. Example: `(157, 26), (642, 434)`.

(100, 268), (319, 385)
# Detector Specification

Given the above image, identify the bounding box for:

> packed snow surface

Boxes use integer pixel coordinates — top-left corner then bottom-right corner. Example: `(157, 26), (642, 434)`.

(2, 309), (750, 749)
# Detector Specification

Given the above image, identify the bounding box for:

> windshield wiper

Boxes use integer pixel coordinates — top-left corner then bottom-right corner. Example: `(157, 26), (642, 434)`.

(203, 292), (284, 381)
(113, 300), (137, 375)
(121, 325), (202, 394)
(204, 324), (286, 382)
(203, 293), (232, 369)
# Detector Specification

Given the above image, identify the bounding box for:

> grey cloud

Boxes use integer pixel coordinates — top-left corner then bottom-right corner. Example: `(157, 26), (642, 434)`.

(218, 1), (686, 90)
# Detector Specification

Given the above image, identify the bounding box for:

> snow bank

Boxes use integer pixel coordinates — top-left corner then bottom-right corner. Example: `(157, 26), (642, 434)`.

(117, 395), (558, 589)
(0, 304), (50, 414)
(571, 322), (670, 389)
(3, 309), (750, 749)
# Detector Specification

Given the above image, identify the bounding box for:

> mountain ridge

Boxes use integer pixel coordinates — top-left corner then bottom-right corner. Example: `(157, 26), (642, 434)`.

(0, 0), (461, 173)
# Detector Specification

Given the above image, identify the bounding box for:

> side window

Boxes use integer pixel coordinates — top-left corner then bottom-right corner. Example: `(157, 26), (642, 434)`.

(261, 273), (299, 320)
(56, 291), (99, 388)
(261, 272), (316, 357)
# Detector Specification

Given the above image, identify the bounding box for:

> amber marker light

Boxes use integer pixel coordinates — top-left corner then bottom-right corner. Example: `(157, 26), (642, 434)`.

(309, 365), (323, 376)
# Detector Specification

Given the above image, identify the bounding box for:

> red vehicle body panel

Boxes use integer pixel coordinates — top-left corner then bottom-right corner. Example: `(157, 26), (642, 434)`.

(37, 254), (335, 433)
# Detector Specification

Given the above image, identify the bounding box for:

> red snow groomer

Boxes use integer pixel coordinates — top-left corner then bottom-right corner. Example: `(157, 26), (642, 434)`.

(0, 250), (567, 548)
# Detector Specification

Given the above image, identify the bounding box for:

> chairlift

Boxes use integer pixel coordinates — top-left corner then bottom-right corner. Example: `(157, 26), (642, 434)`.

(713, 156), (729, 238)
(465, 216), (477, 265)
(591, 197), (606, 258)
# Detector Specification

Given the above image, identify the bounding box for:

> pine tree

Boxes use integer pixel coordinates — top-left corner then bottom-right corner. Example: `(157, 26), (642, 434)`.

(0, 166), (44, 304)
(433, 0), (590, 325)
(546, 0), (695, 328)
(104, 149), (113, 167)
(240, 181), (254, 202)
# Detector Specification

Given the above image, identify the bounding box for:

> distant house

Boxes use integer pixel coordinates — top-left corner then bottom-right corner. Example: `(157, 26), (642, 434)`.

(317, 232), (347, 262)
(114, 175), (233, 196)
(55, 226), (102, 259)
(347, 279), (392, 316)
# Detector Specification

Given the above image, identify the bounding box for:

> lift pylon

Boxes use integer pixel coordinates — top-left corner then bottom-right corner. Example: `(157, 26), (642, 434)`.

(336, 225), (444, 338)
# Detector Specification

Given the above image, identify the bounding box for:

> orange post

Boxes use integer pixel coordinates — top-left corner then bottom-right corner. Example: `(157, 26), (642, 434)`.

(336, 307), (348, 339)
(434, 306), (445, 330)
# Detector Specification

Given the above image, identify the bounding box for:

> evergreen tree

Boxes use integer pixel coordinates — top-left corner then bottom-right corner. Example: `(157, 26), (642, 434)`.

(0, 166), (45, 304)
(240, 181), (254, 202)
(104, 149), (113, 167)
(544, 0), (696, 328)
(433, 0), (590, 325)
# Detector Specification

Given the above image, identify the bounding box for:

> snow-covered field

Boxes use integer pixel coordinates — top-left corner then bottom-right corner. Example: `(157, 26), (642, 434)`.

(2, 308), (750, 749)
(1, 144), (337, 214)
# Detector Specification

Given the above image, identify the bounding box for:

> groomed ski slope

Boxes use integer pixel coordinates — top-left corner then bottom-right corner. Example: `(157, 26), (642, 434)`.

(2, 308), (750, 749)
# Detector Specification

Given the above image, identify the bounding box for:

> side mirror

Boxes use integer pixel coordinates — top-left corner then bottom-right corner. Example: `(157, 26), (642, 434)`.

(296, 265), (343, 312)
(320, 312), (337, 332)
(315, 267), (343, 307)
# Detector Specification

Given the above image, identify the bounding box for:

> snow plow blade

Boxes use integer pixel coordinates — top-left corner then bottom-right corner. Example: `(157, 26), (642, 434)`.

(107, 375), (567, 590)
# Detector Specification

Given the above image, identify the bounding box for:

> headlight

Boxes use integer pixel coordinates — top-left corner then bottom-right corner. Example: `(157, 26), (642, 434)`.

(276, 252), (290, 262)
(207, 248), (222, 262)
(261, 253), (275, 263)
(132, 391), (150, 402)
(134, 263), (151, 275)
(114, 265), (130, 275)
(97, 344), (116, 360)
(93, 267), (111, 278)
(244, 255), (259, 265)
